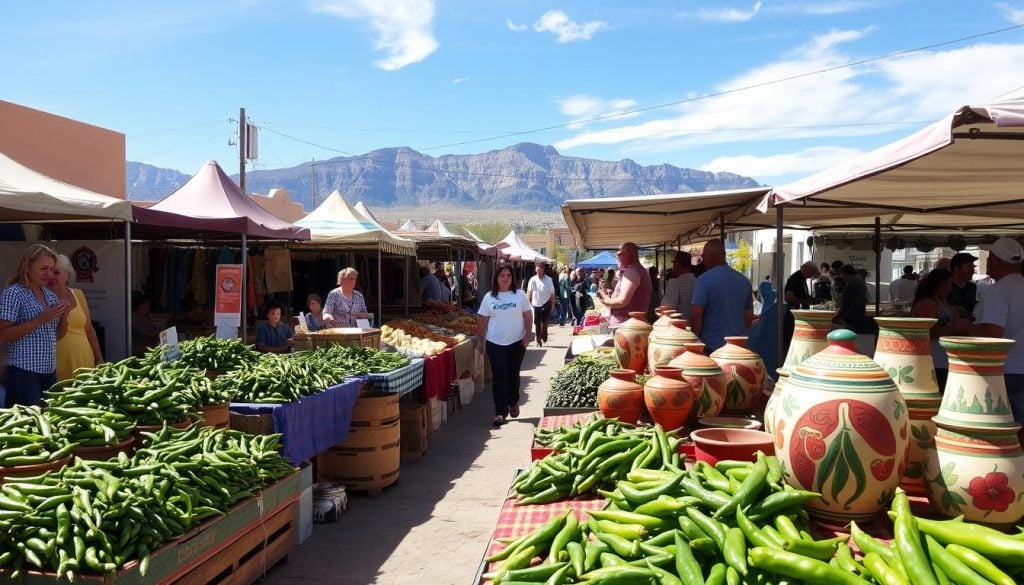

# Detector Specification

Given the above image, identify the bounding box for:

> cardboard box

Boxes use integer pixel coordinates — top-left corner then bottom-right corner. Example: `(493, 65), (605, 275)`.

(400, 404), (428, 459)
(457, 378), (475, 405)
(296, 463), (314, 545)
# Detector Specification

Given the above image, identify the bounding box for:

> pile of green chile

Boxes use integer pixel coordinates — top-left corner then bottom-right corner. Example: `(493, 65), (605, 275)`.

(221, 345), (410, 404)
(0, 425), (294, 581)
(147, 336), (261, 373)
(545, 350), (617, 409)
(517, 419), (685, 504)
(0, 406), (77, 467)
(492, 448), (1024, 585)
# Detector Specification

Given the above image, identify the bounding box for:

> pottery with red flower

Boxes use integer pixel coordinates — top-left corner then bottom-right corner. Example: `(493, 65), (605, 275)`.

(670, 342), (727, 420)
(648, 318), (698, 371)
(710, 336), (766, 415)
(644, 366), (694, 431)
(598, 369), (645, 424)
(775, 330), (909, 522)
(614, 311), (652, 374)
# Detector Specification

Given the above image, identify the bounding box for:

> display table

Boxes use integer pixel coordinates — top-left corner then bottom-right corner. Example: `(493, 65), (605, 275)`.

(531, 412), (598, 460)
(230, 377), (363, 465)
(423, 348), (456, 400)
(367, 358), (425, 397)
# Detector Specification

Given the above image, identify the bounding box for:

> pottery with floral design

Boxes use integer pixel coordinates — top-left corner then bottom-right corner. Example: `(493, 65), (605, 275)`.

(784, 310), (834, 369)
(598, 369), (645, 424)
(670, 342), (727, 420)
(643, 366), (694, 431)
(873, 317), (943, 497)
(711, 336), (766, 414)
(933, 337), (1017, 431)
(763, 369), (789, 436)
(613, 311), (652, 374)
(648, 318), (698, 371)
(922, 426), (1024, 524)
(775, 330), (910, 522)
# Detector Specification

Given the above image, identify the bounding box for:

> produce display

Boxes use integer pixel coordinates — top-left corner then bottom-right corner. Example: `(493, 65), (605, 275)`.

(46, 358), (207, 424)
(164, 335), (261, 372)
(544, 349), (616, 409)
(413, 310), (477, 335)
(514, 418), (683, 503)
(0, 425), (294, 580)
(46, 407), (135, 448)
(382, 319), (466, 356)
(0, 405), (75, 467)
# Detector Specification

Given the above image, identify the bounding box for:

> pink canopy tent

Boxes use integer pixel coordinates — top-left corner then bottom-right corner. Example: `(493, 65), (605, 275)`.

(499, 229), (551, 263)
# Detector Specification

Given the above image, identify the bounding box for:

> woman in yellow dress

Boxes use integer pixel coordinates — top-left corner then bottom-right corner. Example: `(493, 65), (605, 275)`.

(52, 255), (103, 380)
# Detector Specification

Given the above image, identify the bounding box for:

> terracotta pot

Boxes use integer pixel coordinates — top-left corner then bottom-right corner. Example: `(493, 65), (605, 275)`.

(598, 369), (645, 424)
(933, 337), (1017, 431)
(775, 329), (910, 522)
(199, 403), (231, 429)
(614, 311), (652, 374)
(698, 416), (763, 431)
(784, 310), (833, 369)
(691, 428), (774, 465)
(874, 317), (942, 496)
(651, 306), (677, 335)
(710, 336), (767, 415)
(670, 343), (727, 420)
(648, 319), (698, 371)
(72, 436), (136, 461)
(922, 426), (1024, 525)
(763, 369), (789, 436)
(644, 366), (694, 431)
(0, 455), (72, 484)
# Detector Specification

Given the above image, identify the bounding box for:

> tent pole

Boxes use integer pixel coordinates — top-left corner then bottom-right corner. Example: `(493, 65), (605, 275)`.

(240, 233), (248, 340)
(377, 247), (383, 327)
(874, 216), (881, 318)
(775, 205), (785, 369)
(124, 221), (132, 359)
(719, 212), (726, 243)
(404, 256), (410, 317)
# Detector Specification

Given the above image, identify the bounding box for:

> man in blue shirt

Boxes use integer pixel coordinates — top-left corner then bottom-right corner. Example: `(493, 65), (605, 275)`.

(690, 239), (754, 353)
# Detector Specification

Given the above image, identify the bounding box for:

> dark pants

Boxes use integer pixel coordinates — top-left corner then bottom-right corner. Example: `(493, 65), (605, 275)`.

(487, 340), (526, 417)
(557, 298), (570, 326)
(533, 304), (551, 343)
(1006, 374), (1024, 424)
(3, 365), (55, 407)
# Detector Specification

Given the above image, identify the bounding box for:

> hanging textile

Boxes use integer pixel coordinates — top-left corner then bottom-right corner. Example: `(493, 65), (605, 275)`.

(264, 248), (293, 293)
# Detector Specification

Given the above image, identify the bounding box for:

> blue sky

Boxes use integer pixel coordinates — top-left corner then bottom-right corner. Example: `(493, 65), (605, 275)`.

(3, 0), (1023, 186)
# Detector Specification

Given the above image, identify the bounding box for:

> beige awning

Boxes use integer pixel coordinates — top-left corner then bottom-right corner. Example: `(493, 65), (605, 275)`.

(0, 152), (133, 221)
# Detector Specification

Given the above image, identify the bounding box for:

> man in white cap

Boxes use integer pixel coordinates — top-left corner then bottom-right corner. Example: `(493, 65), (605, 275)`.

(972, 237), (1024, 422)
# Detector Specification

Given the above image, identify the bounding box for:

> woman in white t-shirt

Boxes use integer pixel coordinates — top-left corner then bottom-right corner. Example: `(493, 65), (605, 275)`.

(476, 264), (534, 425)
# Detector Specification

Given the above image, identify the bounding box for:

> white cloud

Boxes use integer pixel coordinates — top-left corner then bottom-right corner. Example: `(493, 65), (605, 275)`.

(313, 0), (438, 71)
(700, 146), (864, 178)
(533, 10), (606, 43)
(690, 2), (762, 23)
(553, 27), (1024, 157)
(558, 95), (639, 127)
(507, 19), (529, 32)
(452, 76), (470, 84)
(996, 2), (1024, 24)
(769, 1), (884, 15)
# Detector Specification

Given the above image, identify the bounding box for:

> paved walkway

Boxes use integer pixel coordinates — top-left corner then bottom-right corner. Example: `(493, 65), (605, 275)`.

(265, 324), (571, 585)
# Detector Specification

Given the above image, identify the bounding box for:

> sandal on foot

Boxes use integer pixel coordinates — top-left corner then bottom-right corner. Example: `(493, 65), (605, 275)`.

(492, 415), (506, 426)
(509, 405), (520, 418)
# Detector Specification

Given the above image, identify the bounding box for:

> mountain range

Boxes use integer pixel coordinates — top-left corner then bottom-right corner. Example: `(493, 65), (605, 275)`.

(126, 143), (759, 211)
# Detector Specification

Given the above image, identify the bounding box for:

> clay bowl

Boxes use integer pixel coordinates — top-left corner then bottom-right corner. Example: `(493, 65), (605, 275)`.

(698, 416), (763, 431)
(690, 428), (774, 465)
(71, 435), (136, 461)
(0, 455), (73, 484)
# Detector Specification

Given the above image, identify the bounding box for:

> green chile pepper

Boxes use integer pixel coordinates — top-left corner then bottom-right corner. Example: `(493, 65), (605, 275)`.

(862, 552), (909, 585)
(945, 543), (1015, 585)
(924, 535), (990, 585)
(723, 527), (748, 576)
(747, 547), (870, 585)
(674, 531), (705, 585)
(892, 493), (939, 585)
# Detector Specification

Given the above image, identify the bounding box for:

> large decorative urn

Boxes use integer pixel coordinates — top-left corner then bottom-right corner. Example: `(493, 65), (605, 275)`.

(784, 310), (834, 369)
(614, 311), (652, 374)
(670, 343), (727, 420)
(763, 369), (789, 436)
(923, 337), (1024, 525)
(775, 330), (910, 522)
(710, 336), (767, 415)
(598, 369), (645, 424)
(644, 366), (694, 431)
(873, 317), (942, 496)
(648, 319), (698, 371)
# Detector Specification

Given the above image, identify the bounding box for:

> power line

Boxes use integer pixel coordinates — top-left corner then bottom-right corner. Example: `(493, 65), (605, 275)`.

(134, 132), (234, 162)
(129, 120), (230, 137)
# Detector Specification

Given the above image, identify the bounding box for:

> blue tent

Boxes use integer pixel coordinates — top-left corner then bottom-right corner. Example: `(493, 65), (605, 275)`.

(577, 251), (618, 269)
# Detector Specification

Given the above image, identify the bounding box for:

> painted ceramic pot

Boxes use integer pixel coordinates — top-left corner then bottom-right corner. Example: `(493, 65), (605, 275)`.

(933, 337), (1017, 431)
(873, 317), (942, 496)
(670, 343), (727, 420)
(598, 369), (645, 424)
(784, 310), (834, 369)
(763, 369), (789, 436)
(922, 426), (1024, 525)
(648, 319), (698, 371)
(644, 366), (694, 431)
(711, 336), (767, 415)
(651, 306), (677, 335)
(614, 311), (652, 374)
(776, 330), (910, 522)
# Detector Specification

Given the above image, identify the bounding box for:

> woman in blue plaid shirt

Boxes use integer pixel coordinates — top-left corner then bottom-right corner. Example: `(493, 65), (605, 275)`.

(0, 244), (71, 406)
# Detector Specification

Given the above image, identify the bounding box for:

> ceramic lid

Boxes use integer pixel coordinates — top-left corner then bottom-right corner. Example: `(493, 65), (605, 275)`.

(788, 329), (899, 394)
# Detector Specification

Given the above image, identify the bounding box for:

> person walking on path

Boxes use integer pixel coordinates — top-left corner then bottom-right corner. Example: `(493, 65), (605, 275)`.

(663, 251), (696, 320)
(558, 267), (571, 327)
(571, 269), (590, 326)
(690, 239), (753, 353)
(526, 262), (555, 346)
(970, 237), (1024, 422)
(598, 242), (652, 328)
(476, 264), (533, 425)
(0, 244), (70, 406)
(52, 254), (103, 381)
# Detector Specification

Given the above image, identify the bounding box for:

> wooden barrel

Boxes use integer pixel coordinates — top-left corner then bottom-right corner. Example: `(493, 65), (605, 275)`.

(199, 403), (230, 429)
(317, 393), (401, 495)
(72, 436), (136, 461)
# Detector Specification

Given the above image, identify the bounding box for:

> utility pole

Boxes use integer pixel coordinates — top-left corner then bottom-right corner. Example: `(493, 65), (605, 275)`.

(311, 157), (317, 208)
(238, 107), (247, 192)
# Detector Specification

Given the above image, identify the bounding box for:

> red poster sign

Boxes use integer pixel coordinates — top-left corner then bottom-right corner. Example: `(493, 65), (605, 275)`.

(215, 264), (243, 318)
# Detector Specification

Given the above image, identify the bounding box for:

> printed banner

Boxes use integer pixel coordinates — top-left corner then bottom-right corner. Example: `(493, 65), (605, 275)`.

(214, 264), (242, 327)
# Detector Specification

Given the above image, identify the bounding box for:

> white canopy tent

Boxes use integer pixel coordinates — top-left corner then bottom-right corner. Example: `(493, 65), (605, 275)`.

(499, 229), (552, 263)
(0, 152), (133, 222)
(399, 219), (419, 231)
(296, 191), (415, 255)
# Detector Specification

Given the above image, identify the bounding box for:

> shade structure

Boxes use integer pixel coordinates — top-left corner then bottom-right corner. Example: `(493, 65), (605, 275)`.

(0, 152), (133, 222)
(752, 87), (1024, 234)
(399, 219), (419, 231)
(296, 191), (415, 256)
(464, 228), (507, 257)
(395, 218), (478, 257)
(499, 229), (552, 263)
(562, 187), (771, 249)
(136, 160), (309, 240)
(577, 251), (619, 269)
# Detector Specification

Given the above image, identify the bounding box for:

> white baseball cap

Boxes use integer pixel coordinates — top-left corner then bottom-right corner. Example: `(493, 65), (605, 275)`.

(984, 237), (1024, 264)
